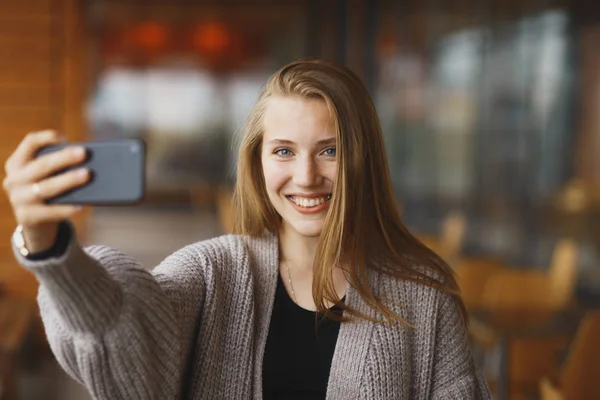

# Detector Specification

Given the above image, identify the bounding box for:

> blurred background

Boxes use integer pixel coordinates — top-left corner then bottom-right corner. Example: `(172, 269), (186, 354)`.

(0, 0), (599, 399)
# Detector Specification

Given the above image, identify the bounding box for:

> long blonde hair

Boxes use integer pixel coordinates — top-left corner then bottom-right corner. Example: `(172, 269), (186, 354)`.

(233, 59), (466, 325)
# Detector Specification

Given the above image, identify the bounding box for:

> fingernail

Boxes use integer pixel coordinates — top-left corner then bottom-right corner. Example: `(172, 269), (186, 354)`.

(73, 147), (86, 156)
(77, 168), (89, 178)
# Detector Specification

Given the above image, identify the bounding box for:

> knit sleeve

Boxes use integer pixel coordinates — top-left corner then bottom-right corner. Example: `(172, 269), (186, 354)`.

(12, 223), (206, 399)
(430, 292), (492, 399)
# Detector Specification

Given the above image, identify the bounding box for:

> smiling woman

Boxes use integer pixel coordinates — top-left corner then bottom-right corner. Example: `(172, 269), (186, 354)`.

(6, 59), (491, 399)
(234, 60), (466, 319)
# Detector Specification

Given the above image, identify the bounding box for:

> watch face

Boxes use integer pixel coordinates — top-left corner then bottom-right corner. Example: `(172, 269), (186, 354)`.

(13, 226), (29, 256)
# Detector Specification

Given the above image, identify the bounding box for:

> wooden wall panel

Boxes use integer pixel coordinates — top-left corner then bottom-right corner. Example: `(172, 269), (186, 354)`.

(0, 82), (55, 108)
(0, 0), (53, 13)
(0, 17), (54, 35)
(0, 64), (55, 84)
(0, 0), (87, 300)
(0, 109), (57, 126)
(0, 38), (56, 60)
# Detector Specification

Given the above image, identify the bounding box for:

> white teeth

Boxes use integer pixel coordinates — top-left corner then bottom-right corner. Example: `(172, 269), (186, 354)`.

(288, 195), (331, 208)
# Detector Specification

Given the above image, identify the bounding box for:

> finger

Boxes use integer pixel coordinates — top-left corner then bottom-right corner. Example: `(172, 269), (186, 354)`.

(8, 168), (90, 206)
(15, 204), (83, 227)
(5, 130), (62, 174)
(11, 145), (87, 186)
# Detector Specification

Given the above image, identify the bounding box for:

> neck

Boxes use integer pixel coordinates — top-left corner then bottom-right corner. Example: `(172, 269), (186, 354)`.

(278, 223), (320, 271)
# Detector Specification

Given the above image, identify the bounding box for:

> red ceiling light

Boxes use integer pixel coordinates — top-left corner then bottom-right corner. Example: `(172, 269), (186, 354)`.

(132, 22), (169, 53)
(192, 21), (231, 55)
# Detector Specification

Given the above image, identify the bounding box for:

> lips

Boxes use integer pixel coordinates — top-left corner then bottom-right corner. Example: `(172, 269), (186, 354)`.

(287, 194), (332, 208)
(285, 194), (332, 214)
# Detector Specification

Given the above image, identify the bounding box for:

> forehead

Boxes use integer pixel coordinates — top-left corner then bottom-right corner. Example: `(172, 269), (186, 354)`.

(262, 95), (335, 142)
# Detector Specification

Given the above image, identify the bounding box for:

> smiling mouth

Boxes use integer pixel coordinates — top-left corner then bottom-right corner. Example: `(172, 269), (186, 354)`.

(286, 194), (332, 208)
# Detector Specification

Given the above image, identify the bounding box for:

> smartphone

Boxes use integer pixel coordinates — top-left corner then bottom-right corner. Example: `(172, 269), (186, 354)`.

(36, 139), (146, 205)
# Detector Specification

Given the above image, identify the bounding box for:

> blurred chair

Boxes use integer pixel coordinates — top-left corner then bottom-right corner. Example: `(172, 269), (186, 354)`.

(418, 211), (466, 265)
(467, 240), (580, 399)
(549, 179), (600, 255)
(539, 312), (600, 400)
(456, 259), (507, 310)
(479, 239), (579, 310)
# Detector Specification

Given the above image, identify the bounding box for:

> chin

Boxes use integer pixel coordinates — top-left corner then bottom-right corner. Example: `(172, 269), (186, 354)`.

(288, 220), (325, 238)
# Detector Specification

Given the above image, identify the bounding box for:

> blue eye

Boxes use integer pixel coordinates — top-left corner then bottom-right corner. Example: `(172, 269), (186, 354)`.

(275, 148), (292, 157)
(323, 147), (336, 157)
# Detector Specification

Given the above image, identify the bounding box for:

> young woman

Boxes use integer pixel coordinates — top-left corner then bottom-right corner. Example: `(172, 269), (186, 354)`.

(4, 59), (491, 399)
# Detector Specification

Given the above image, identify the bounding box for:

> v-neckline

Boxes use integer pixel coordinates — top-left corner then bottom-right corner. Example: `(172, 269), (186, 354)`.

(245, 233), (375, 400)
(277, 272), (346, 315)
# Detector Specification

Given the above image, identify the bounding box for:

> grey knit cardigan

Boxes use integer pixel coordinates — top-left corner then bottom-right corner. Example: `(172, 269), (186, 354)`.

(14, 229), (492, 399)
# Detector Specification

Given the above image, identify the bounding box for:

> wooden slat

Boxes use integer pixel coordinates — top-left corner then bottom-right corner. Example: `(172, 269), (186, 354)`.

(0, 105), (58, 113)
(0, 14), (56, 24)
(0, 96), (55, 109)
(0, 82), (54, 90)
(0, 109), (58, 129)
(0, 79), (54, 107)
(0, 37), (57, 60)
(0, 64), (54, 85)
(0, 18), (53, 37)
(0, 0), (52, 6)
(0, 76), (55, 86)
(0, 0), (53, 15)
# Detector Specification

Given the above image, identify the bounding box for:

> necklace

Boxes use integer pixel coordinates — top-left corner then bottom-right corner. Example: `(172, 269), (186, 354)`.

(284, 262), (298, 303)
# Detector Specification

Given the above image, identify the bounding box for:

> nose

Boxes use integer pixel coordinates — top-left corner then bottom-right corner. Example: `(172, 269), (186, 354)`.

(293, 156), (321, 187)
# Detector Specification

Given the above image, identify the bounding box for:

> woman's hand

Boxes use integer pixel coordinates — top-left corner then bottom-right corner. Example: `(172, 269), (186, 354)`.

(2, 130), (91, 253)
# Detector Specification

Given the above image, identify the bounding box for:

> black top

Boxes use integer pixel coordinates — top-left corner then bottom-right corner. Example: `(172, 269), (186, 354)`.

(262, 275), (343, 400)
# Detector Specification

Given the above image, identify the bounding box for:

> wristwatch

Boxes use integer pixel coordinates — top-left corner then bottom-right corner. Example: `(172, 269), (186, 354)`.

(12, 225), (31, 257)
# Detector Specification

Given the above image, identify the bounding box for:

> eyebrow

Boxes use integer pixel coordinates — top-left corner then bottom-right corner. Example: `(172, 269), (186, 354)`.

(267, 137), (337, 146)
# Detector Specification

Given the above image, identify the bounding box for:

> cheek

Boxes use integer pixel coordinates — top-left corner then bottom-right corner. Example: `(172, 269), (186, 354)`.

(323, 162), (337, 183)
(261, 158), (288, 195)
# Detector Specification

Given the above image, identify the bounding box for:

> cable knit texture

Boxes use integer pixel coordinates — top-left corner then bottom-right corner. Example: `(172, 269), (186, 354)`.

(13, 227), (491, 399)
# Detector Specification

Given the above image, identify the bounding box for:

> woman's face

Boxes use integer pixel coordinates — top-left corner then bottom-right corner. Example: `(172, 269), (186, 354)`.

(261, 95), (337, 238)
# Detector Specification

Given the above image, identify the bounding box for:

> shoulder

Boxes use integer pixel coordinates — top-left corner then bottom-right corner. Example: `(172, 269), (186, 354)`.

(375, 258), (447, 295)
(172, 234), (247, 263)
(174, 231), (277, 263)
(85, 231), (277, 287)
(155, 231), (278, 276)
(161, 233), (260, 270)
(373, 261), (454, 320)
